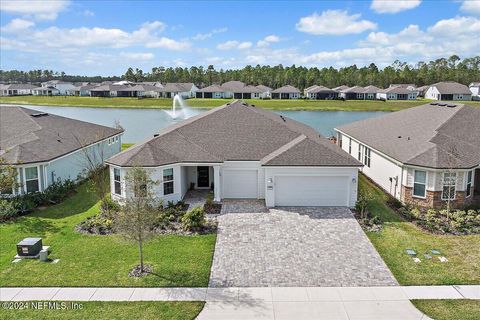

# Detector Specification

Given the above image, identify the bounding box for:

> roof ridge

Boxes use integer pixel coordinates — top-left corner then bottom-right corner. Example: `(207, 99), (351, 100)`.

(260, 135), (306, 164)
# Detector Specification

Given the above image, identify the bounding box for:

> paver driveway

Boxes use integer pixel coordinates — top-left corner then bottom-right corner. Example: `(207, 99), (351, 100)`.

(209, 202), (397, 287)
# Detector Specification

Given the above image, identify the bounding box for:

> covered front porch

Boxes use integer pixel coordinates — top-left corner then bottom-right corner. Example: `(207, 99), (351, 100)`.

(181, 165), (221, 202)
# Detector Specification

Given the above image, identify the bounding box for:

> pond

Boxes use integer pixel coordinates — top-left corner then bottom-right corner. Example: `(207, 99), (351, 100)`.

(1, 104), (387, 143)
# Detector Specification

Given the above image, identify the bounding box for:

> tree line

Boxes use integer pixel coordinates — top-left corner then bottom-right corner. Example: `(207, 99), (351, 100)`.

(1, 55), (479, 90)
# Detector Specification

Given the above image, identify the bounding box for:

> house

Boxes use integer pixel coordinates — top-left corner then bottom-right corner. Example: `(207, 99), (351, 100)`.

(304, 85), (320, 97)
(335, 102), (480, 209)
(107, 100), (361, 207)
(376, 86), (417, 100)
(306, 86), (338, 100)
(362, 85), (381, 100)
(32, 86), (60, 96)
(333, 85), (349, 92)
(68, 84), (99, 96)
(116, 84), (162, 98)
(424, 81), (472, 101)
(0, 107), (123, 196)
(389, 84), (416, 91)
(469, 82), (480, 101)
(41, 80), (76, 95)
(196, 84), (228, 98)
(271, 85), (301, 99)
(0, 84), (36, 96)
(339, 86), (365, 100)
(90, 84), (129, 97)
(416, 85), (429, 98)
(161, 83), (198, 99)
(256, 85), (272, 99)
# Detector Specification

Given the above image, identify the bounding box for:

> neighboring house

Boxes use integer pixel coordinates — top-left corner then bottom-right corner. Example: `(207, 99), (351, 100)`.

(0, 84), (36, 96)
(161, 83), (198, 99)
(218, 81), (263, 99)
(304, 85), (320, 97)
(306, 86), (338, 100)
(424, 81), (472, 101)
(469, 82), (480, 101)
(256, 85), (272, 99)
(196, 84), (229, 98)
(0, 107), (123, 196)
(377, 86), (418, 100)
(416, 85), (429, 98)
(69, 84), (98, 96)
(41, 80), (76, 95)
(271, 85), (301, 99)
(335, 102), (480, 209)
(90, 84), (129, 97)
(116, 84), (162, 98)
(333, 85), (349, 92)
(362, 85), (381, 100)
(107, 101), (361, 207)
(339, 86), (365, 100)
(32, 86), (60, 96)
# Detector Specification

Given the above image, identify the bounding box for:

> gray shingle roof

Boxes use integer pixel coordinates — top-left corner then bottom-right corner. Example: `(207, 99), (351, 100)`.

(333, 85), (349, 91)
(272, 85), (301, 94)
(362, 85), (381, 94)
(256, 85), (272, 92)
(341, 86), (365, 94)
(107, 101), (360, 167)
(162, 83), (195, 92)
(197, 84), (226, 93)
(3, 84), (37, 90)
(336, 103), (480, 169)
(309, 86), (335, 94)
(0, 107), (123, 164)
(431, 81), (471, 95)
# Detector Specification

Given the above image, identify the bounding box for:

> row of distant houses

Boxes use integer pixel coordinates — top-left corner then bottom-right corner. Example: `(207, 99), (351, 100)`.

(1, 80), (479, 101)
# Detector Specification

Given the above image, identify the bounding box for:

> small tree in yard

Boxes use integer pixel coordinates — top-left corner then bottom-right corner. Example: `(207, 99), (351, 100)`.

(114, 167), (159, 275)
(356, 188), (374, 219)
(0, 157), (19, 194)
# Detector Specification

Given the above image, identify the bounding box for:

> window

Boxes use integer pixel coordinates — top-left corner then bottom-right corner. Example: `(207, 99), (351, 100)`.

(363, 147), (371, 168)
(442, 172), (456, 200)
(115, 136), (119, 142)
(113, 168), (121, 195)
(466, 171), (473, 198)
(358, 145), (363, 161)
(413, 170), (427, 198)
(163, 168), (174, 195)
(348, 138), (352, 155)
(25, 167), (39, 193)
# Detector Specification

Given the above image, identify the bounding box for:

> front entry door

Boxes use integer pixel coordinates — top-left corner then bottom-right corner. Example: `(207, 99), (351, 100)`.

(197, 166), (210, 188)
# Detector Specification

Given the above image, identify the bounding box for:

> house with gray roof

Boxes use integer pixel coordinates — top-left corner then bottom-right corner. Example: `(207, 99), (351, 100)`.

(196, 84), (229, 98)
(333, 85), (349, 92)
(377, 86), (417, 100)
(32, 86), (60, 96)
(41, 80), (75, 95)
(161, 83), (198, 99)
(0, 84), (36, 96)
(425, 81), (472, 101)
(305, 86), (338, 100)
(469, 82), (480, 101)
(107, 100), (361, 207)
(339, 86), (365, 100)
(271, 85), (301, 99)
(362, 85), (381, 100)
(335, 102), (480, 208)
(256, 85), (272, 99)
(0, 107), (123, 196)
(68, 83), (99, 96)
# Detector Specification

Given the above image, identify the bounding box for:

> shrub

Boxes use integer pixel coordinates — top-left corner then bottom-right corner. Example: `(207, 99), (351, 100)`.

(0, 199), (17, 221)
(10, 195), (35, 214)
(205, 192), (214, 205)
(181, 206), (206, 232)
(101, 195), (120, 214)
(386, 196), (402, 209)
(410, 207), (422, 219)
(77, 213), (113, 235)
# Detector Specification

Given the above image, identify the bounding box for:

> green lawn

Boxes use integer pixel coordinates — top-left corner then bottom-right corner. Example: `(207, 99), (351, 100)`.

(2, 95), (478, 111)
(0, 301), (204, 320)
(361, 174), (480, 285)
(121, 143), (134, 151)
(0, 182), (216, 287)
(412, 300), (480, 320)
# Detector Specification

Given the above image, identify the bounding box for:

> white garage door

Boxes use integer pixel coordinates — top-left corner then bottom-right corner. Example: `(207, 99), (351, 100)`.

(222, 169), (258, 198)
(274, 176), (349, 206)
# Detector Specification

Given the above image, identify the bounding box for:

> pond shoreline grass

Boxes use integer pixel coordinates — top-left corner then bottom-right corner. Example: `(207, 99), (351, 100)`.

(3, 96), (478, 111)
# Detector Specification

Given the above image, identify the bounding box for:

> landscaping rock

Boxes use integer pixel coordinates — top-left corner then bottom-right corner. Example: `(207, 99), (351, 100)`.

(128, 264), (153, 277)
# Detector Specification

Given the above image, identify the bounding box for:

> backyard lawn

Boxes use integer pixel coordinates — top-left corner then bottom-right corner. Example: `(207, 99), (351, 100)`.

(0, 182), (216, 287)
(0, 301), (204, 320)
(2, 95), (478, 111)
(360, 174), (480, 285)
(412, 300), (480, 320)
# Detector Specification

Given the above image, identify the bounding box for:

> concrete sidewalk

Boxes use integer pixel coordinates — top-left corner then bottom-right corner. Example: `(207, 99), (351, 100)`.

(1, 285), (478, 302)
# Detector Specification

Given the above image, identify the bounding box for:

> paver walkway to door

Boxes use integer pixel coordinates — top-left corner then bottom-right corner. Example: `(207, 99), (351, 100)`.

(209, 204), (397, 287)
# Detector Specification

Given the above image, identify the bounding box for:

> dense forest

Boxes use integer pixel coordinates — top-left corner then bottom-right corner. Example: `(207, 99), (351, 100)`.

(1, 55), (479, 90)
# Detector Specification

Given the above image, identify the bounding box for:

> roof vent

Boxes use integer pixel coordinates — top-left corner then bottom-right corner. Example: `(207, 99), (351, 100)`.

(153, 134), (159, 137)
(398, 136), (402, 139)
(251, 104), (255, 107)
(447, 104), (457, 108)
(430, 102), (439, 105)
(279, 115), (286, 122)
(438, 103), (447, 106)
(31, 112), (48, 117)
(242, 102), (247, 106)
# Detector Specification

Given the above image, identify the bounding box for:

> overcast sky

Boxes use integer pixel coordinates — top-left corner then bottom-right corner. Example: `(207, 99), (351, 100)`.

(1, 0), (479, 76)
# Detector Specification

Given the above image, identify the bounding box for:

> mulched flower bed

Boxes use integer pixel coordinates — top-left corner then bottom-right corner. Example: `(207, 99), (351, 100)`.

(129, 264), (153, 277)
(204, 202), (222, 215)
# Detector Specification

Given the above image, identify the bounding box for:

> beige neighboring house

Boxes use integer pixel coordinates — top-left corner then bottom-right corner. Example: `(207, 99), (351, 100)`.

(335, 102), (480, 209)
(161, 83), (198, 99)
(41, 80), (76, 95)
(256, 85), (272, 99)
(271, 85), (301, 99)
(339, 86), (365, 100)
(362, 85), (381, 100)
(196, 84), (229, 98)
(32, 86), (60, 96)
(424, 81), (472, 101)
(0, 84), (36, 96)
(376, 86), (418, 100)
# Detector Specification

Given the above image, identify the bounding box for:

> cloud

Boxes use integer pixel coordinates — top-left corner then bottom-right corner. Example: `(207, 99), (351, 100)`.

(1, 18), (35, 32)
(217, 40), (252, 50)
(257, 34), (280, 47)
(1, 20), (189, 51)
(0, 0), (70, 21)
(460, 0), (480, 16)
(120, 52), (154, 61)
(83, 9), (94, 17)
(370, 0), (421, 14)
(192, 27), (227, 40)
(296, 10), (377, 35)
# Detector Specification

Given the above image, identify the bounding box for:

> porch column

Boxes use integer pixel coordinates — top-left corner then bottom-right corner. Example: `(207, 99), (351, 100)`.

(213, 165), (221, 202)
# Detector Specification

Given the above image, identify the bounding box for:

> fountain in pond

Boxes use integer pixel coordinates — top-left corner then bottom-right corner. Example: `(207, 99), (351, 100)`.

(165, 95), (194, 120)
